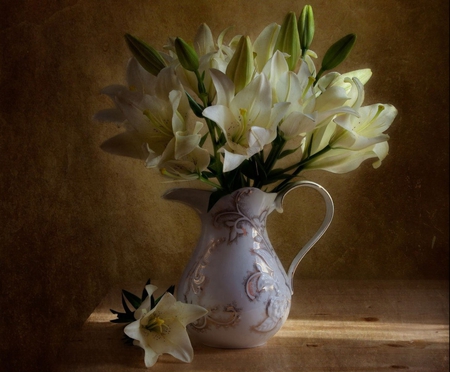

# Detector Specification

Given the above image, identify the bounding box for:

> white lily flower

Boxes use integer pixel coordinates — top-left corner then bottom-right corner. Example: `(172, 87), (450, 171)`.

(124, 285), (208, 368)
(303, 96), (396, 174)
(303, 141), (390, 173)
(259, 51), (357, 144)
(260, 52), (316, 140)
(279, 111), (317, 140)
(165, 24), (232, 102)
(96, 66), (185, 164)
(203, 69), (288, 172)
(262, 50), (290, 103)
(315, 69), (372, 111)
(332, 103), (398, 150)
(167, 90), (204, 160)
(158, 139), (210, 180)
(316, 68), (372, 94)
(94, 58), (156, 126)
(306, 77), (364, 156)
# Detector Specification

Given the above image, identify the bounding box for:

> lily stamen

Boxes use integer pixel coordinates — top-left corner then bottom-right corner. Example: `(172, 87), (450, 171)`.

(143, 314), (170, 334)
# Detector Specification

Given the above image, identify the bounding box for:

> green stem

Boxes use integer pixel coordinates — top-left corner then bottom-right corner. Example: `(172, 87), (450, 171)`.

(266, 137), (287, 171)
(254, 134), (287, 188)
(192, 69), (228, 189)
(271, 145), (331, 192)
(199, 175), (222, 189)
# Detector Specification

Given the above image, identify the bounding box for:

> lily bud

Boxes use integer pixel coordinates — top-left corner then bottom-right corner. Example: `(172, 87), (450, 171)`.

(298, 5), (315, 55)
(321, 33), (357, 71)
(124, 33), (166, 76)
(174, 37), (200, 72)
(274, 12), (301, 71)
(226, 35), (255, 93)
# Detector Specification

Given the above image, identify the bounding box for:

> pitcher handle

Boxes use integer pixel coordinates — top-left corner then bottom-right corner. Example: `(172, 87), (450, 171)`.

(275, 181), (334, 291)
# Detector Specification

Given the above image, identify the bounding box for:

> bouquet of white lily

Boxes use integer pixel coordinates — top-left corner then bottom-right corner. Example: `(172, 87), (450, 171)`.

(95, 5), (397, 209)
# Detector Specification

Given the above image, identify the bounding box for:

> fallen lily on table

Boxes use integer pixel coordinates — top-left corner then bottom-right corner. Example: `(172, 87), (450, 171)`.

(111, 280), (208, 367)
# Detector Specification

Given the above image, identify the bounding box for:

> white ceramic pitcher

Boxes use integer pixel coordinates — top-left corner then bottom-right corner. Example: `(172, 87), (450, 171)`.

(163, 181), (334, 348)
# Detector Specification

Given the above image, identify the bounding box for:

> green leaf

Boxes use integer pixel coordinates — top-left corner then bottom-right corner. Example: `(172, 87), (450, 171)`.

(208, 155), (224, 177)
(166, 285), (175, 296)
(265, 168), (301, 183)
(124, 34), (166, 76)
(267, 173), (295, 182)
(110, 318), (134, 324)
(110, 307), (136, 324)
(201, 171), (215, 179)
(174, 37), (200, 71)
(278, 146), (301, 159)
(217, 132), (227, 147)
(121, 293), (134, 314)
(150, 295), (156, 310)
(321, 33), (357, 71)
(240, 158), (266, 181)
(186, 92), (204, 117)
(254, 155), (268, 179)
(208, 189), (229, 211)
(199, 133), (209, 148)
(122, 290), (142, 310)
(227, 167), (244, 191)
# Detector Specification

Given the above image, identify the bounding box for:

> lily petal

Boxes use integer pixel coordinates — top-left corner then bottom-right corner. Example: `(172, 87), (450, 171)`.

(304, 146), (381, 173)
(194, 23), (215, 55)
(134, 284), (158, 319)
(314, 85), (349, 111)
(254, 23), (281, 72)
(209, 69), (234, 107)
(222, 149), (249, 172)
(202, 105), (236, 134)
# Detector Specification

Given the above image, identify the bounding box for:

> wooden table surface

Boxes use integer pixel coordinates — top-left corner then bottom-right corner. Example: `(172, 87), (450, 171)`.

(56, 280), (449, 372)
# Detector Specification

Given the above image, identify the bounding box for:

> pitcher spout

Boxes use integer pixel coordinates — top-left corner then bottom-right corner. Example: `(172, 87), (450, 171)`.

(162, 188), (213, 215)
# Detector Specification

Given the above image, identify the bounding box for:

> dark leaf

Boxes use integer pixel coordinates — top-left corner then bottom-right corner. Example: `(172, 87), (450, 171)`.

(186, 92), (204, 117)
(150, 295), (156, 310)
(122, 290), (142, 310)
(278, 146), (301, 159)
(110, 318), (134, 324)
(199, 133), (209, 147)
(124, 34), (166, 76)
(121, 293), (134, 315)
(202, 171), (215, 179)
(217, 132), (227, 147)
(321, 33), (356, 71)
(166, 285), (175, 296)
(208, 189), (229, 211)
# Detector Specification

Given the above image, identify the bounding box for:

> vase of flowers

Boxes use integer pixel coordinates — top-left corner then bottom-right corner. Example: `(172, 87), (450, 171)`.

(97, 4), (397, 364)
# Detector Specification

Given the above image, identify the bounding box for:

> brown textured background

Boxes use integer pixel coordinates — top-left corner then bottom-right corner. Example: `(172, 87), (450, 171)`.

(0, 0), (448, 370)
